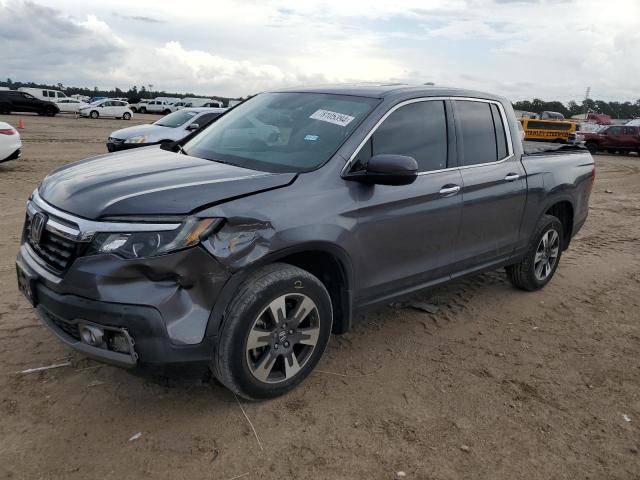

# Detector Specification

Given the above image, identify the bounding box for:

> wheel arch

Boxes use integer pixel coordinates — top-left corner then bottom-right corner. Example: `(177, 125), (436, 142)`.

(206, 242), (354, 337)
(542, 198), (574, 249)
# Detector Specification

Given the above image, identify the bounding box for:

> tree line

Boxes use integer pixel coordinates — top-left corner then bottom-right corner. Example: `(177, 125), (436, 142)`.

(1, 78), (237, 107)
(3, 78), (638, 118)
(512, 98), (640, 119)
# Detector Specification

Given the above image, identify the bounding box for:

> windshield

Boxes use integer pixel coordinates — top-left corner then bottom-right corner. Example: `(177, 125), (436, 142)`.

(155, 110), (198, 128)
(183, 92), (379, 173)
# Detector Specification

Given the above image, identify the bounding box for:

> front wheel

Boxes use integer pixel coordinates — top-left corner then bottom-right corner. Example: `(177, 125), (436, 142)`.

(586, 141), (598, 155)
(89, 110), (99, 119)
(123, 112), (131, 120)
(215, 264), (333, 400)
(506, 214), (563, 291)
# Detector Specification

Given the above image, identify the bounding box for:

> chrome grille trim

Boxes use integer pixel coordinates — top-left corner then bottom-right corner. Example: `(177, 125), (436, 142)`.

(29, 190), (181, 242)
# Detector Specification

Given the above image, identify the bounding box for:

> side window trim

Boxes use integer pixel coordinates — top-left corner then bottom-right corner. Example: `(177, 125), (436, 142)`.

(343, 96), (514, 176)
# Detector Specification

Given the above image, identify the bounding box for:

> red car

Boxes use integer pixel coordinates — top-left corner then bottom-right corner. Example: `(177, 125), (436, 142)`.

(583, 125), (640, 155)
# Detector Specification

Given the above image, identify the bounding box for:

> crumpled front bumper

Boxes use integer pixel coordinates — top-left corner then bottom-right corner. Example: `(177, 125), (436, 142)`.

(16, 242), (231, 367)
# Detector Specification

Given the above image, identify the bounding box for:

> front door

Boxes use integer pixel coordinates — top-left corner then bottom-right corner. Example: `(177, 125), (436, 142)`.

(450, 99), (527, 275)
(601, 126), (624, 150)
(349, 99), (463, 304)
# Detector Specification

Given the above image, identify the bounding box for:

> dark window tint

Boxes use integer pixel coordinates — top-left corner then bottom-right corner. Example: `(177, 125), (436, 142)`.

(365, 100), (448, 172)
(622, 127), (636, 135)
(527, 120), (573, 131)
(606, 126), (622, 135)
(197, 112), (221, 127)
(455, 101), (498, 165)
(490, 103), (507, 159)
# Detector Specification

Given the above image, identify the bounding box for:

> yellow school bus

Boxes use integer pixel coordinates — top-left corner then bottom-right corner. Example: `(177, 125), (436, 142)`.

(519, 118), (577, 142)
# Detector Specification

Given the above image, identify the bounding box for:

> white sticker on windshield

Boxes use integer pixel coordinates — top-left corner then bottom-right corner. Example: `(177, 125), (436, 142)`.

(309, 109), (355, 127)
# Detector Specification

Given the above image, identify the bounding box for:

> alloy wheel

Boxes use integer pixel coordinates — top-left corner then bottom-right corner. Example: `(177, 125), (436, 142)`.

(245, 293), (320, 384)
(534, 229), (560, 281)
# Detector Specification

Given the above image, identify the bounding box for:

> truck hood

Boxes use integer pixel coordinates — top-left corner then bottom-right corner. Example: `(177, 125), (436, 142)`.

(39, 147), (296, 219)
(109, 123), (171, 141)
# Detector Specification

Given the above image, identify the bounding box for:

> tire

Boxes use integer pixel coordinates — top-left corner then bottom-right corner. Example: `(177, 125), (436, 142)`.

(139, 107), (147, 114)
(45, 107), (57, 117)
(123, 112), (131, 120)
(215, 263), (333, 400)
(506, 214), (564, 291)
(585, 141), (598, 155)
(89, 110), (99, 119)
(131, 107), (137, 113)
(163, 109), (171, 115)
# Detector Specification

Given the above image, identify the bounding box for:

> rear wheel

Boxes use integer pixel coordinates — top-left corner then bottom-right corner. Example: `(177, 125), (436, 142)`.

(89, 110), (99, 119)
(215, 263), (333, 400)
(506, 214), (563, 291)
(45, 107), (57, 117)
(586, 141), (598, 155)
(139, 107), (147, 114)
(130, 107), (138, 113)
(163, 109), (171, 115)
(123, 112), (131, 120)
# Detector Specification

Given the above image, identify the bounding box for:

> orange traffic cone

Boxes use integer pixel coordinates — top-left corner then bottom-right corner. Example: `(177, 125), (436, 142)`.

(17, 119), (25, 129)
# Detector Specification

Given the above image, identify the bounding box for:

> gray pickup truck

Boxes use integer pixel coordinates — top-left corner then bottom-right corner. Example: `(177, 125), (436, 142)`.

(16, 85), (595, 399)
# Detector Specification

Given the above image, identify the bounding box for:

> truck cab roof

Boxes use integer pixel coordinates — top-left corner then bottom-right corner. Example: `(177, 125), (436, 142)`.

(269, 83), (507, 103)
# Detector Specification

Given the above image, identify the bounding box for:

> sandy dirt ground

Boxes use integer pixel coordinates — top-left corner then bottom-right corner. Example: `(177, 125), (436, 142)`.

(0, 113), (639, 480)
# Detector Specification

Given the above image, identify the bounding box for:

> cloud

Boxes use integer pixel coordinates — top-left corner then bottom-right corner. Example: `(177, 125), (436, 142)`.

(1, 0), (639, 101)
(112, 13), (164, 24)
(0, 1), (125, 84)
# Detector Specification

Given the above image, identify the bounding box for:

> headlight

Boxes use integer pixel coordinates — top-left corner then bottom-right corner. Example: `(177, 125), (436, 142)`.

(87, 217), (222, 259)
(124, 135), (147, 144)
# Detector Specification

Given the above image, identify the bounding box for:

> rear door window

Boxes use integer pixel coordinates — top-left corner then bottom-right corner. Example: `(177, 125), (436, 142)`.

(454, 100), (507, 166)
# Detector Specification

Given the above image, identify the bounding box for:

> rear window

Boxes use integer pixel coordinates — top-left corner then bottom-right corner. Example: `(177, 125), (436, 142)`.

(527, 120), (573, 131)
(155, 110), (198, 128)
(455, 100), (508, 166)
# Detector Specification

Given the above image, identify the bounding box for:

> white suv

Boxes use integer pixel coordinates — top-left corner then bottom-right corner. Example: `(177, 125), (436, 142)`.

(145, 100), (178, 115)
(80, 100), (133, 120)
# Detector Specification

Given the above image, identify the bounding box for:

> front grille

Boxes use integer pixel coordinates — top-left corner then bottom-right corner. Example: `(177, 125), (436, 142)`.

(42, 308), (80, 340)
(24, 216), (81, 273)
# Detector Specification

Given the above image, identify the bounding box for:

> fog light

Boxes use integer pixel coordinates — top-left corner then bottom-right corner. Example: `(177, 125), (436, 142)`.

(79, 325), (104, 346)
(109, 333), (132, 354)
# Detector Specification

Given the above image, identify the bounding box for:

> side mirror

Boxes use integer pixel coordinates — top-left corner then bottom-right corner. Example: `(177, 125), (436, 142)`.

(186, 123), (200, 131)
(344, 154), (418, 186)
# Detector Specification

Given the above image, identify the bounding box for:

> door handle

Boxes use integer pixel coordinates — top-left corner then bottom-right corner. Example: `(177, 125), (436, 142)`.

(504, 173), (520, 182)
(439, 184), (461, 196)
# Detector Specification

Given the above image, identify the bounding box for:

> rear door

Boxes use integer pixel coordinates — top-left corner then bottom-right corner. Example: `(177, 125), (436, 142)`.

(451, 99), (526, 274)
(621, 126), (639, 150)
(349, 99), (463, 303)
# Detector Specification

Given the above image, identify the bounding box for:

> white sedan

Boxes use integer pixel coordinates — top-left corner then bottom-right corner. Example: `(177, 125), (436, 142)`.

(80, 100), (133, 120)
(56, 98), (89, 113)
(0, 122), (22, 163)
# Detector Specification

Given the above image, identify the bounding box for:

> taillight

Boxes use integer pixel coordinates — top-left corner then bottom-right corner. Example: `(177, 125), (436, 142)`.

(0, 128), (16, 135)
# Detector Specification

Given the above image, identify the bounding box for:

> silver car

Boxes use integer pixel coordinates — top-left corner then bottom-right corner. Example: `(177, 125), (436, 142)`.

(106, 107), (226, 152)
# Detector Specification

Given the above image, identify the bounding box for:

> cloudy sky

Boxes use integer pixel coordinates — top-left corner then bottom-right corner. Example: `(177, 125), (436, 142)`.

(1, 0), (639, 101)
